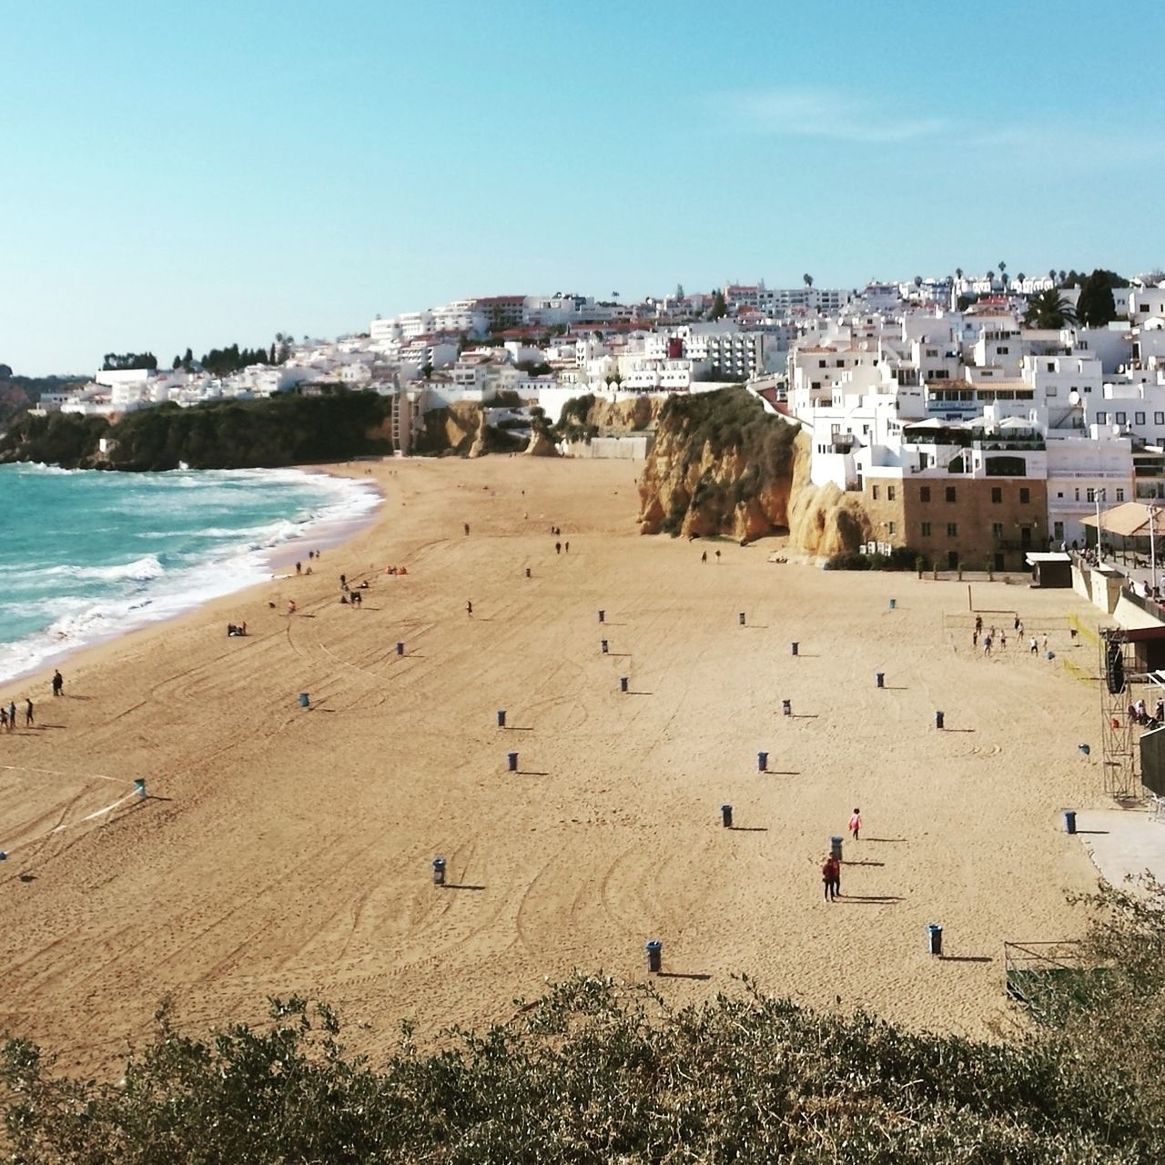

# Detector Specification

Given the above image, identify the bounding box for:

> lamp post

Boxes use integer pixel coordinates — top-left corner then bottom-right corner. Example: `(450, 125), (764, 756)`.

(1151, 504), (1159, 595)
(1095, 487), (1106, 559)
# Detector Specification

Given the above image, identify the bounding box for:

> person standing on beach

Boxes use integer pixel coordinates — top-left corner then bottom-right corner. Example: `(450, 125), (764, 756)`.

(555, 541), (561, 555)
(0, 708), (7, 731)
(701, 550), (707, 563)
(849, 808), (862, 841)
(466, 600), (473, 617)
(52, 670), (63, 697)
(295, 561), (302, 575)
(7, 701), (15, 730)
(822, 854), (840, 901)
(24, 699), (33, 727)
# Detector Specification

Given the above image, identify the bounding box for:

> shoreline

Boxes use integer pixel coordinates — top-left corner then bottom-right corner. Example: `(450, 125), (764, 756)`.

(0, 464), (382, 690)
(0, 456), (1109, 1075)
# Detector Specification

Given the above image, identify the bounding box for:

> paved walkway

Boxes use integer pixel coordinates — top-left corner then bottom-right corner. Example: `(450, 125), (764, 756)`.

(1074, 807), (1165, 887)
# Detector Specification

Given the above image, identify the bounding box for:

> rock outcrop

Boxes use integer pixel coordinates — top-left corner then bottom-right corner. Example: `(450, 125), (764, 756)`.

(636, 387), (873, 556)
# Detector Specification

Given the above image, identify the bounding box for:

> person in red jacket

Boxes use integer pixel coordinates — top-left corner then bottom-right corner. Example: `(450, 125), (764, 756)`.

(822, 854), (841, 901)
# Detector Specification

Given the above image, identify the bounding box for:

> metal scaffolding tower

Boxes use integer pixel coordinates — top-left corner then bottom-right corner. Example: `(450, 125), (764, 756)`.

(1100, 628), (1139, 798)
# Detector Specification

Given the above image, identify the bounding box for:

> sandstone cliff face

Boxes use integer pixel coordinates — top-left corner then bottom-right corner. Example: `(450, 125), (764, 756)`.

(636, 392), (873, 556)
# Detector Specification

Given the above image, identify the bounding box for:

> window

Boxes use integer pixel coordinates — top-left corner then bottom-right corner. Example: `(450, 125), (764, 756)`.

(1117, 488), (1125, 502)
(1046, 361), (1055, 372)
(1155, 412), (1164, 425)
(887, 521), (896, 535)
(1053, 521), (1064, 541)
(946, 486), (957, 502)
(872, 485), (880, 500)
(887, 485), (896, 501)
(992, 522), (1004, 538)
(920, 486), (931, 502)
(818, 359), (827, 368)
(1057, 491), (1064, 498)
(1075, 488), (1080, 501)
(1136, 412), (1146, 425)
(1086, 488), (1095, 503)
(1117, 412), (1127, 424)
(947, 522), (958, 537)
(998, 346), (1009, 355)
(1020, 487), (1030, 504)
(991, 487), (1002, 503)
(1096, 411), (1107, 424)
(921, 521), (932, 537)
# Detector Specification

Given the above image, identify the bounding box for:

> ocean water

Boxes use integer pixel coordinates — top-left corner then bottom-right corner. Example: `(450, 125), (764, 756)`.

(0, 463), (381, 683)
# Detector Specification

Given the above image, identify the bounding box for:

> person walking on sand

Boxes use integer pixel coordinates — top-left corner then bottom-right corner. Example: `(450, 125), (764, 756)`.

(1043, 633), (1049, 653)
(701, 550), (707, 563)
(555, 541), (561, 555)
(24, 699), (33, 727)
(822, 854), (841, 901)
(466, 600), (473, 617)
(464, 523), (470, 536)
(1013, 614), (1021, 632)
(52, 670), (63, 697)
(7, 701), (15, 730)
(1029, 635), (1038, 655)
(0, 708), (7, 732)
(295, 561), (302, 575)
(849, 808), (862, 841)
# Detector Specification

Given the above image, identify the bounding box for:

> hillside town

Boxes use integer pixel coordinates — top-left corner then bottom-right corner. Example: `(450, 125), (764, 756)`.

(30, 269), (1165, 572)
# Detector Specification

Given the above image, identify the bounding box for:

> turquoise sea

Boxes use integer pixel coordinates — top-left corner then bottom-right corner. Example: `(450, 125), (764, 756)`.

(0, 463), (380, 683)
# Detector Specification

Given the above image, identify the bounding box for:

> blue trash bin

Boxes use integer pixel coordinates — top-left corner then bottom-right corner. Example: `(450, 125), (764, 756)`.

(927, 924), (943, 956)
(598, 609), (605, 623)
(645, 939), (662, 973)
(876, 672), (885, 688)
(396, 641), (404, 656)
(889, 598), (897, 610)
(507, 752), (519, 772)
(935, 710), (945, 730)
(782, 699), (792, 716)
(601, 639), (609, 654)
(790, 641), (799, 656)
(739, 612), (746, 626)
(1064, 810), (1077, 835)
(497, 709), (506, 728)
(757, 751), (768, 772)
(721, 804), (733, 828)
(830, 835), (843, 861)
(620, 676), (629, 692)
(297, 692), (310, 708)
(432, 857), (446, 885)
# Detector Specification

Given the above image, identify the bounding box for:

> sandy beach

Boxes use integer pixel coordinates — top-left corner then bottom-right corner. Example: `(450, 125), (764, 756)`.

(0, 456), (1108, 1073)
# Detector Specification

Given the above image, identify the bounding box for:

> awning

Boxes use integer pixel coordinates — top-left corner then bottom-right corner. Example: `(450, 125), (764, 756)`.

(1079, 501), (1165, 538)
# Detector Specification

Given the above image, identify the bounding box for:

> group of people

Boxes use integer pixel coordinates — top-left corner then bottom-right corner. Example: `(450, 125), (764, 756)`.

(0, 698), (33, 731)
(1129, 697), (1165, 727)
(970, 613), (1049, 657)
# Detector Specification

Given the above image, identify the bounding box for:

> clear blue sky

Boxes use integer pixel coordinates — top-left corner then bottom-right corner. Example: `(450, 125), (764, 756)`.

(2, 0), (1160, 375)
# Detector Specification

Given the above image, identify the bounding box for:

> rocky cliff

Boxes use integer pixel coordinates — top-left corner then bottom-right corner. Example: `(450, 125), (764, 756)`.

(636, 387), (873, 556)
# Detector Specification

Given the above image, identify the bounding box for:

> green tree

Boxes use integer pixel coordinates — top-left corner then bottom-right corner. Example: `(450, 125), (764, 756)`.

(1023, 289), (1077, 330)
(709, 290), (727, 320)
(1077, 269), (1129, 327)
(802, 272), (813, 288)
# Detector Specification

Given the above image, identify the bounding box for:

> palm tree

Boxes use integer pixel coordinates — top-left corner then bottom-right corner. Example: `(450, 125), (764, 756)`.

(914, 275), (923, 290)
(1016, 272), (1026, 288)
(955, 267), (964, 282)
(1048, 269), (1057, 284)
(998, 260), (1007, 277)
(1023, 289), (1077, 330)
(803, 273), (813, 288)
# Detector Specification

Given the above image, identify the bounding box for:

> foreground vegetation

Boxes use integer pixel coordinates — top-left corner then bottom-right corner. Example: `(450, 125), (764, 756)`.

(4, 878), (1163, 1163)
